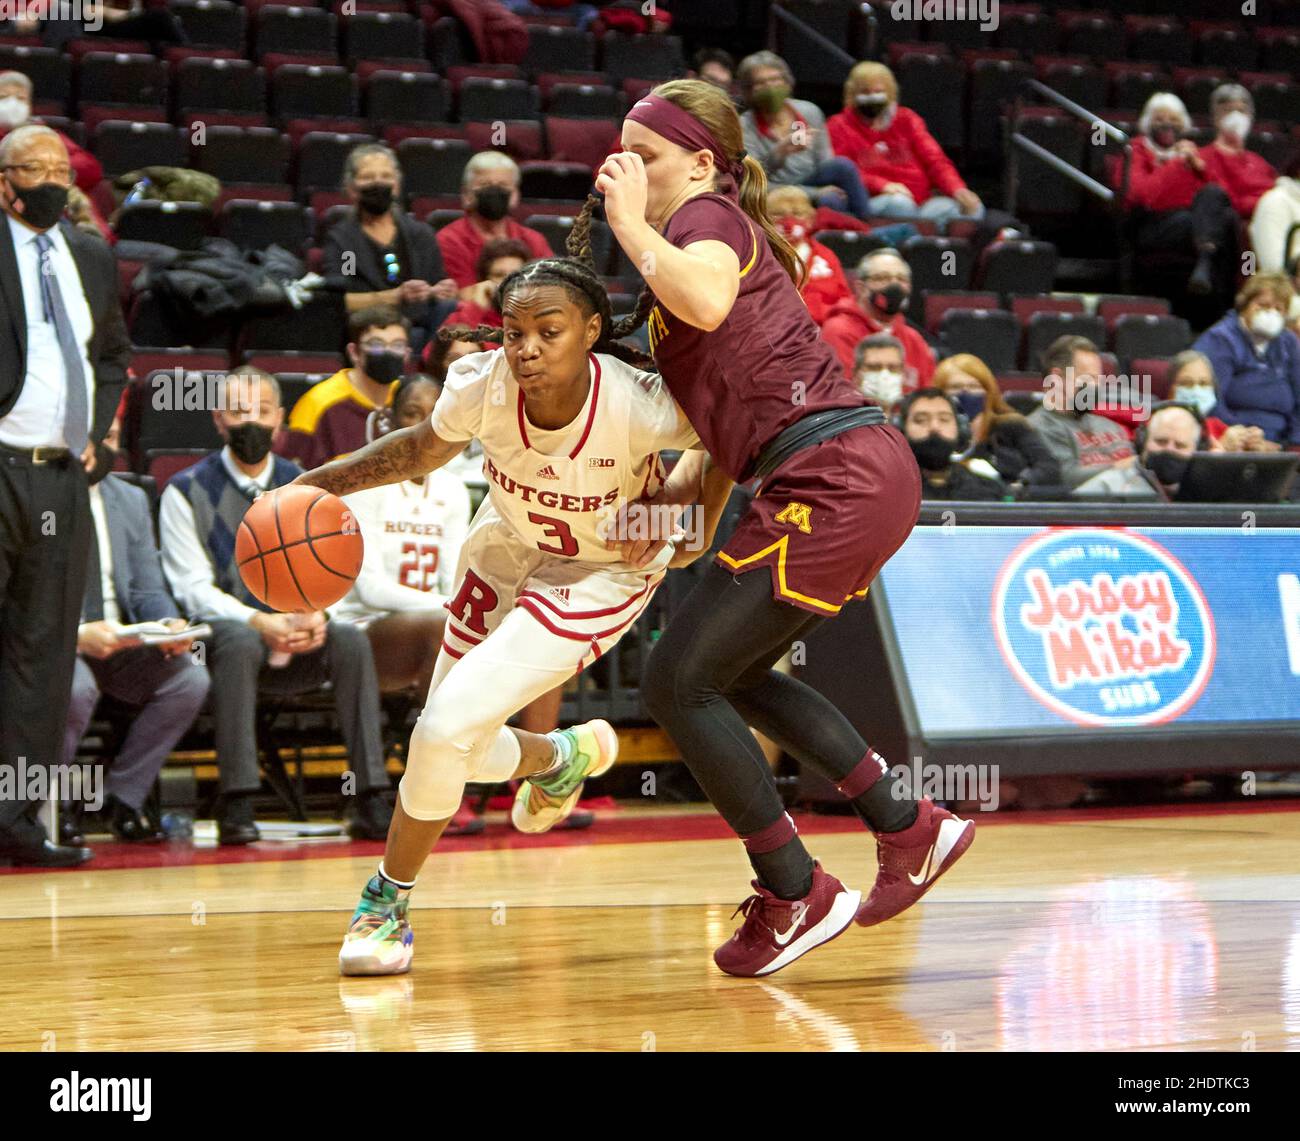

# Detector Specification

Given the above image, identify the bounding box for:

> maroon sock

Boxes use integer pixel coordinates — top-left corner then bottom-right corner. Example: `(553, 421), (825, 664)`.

(838, 751), (918, 833)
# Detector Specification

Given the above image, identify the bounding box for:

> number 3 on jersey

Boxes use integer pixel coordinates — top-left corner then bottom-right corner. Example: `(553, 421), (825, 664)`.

(398, 542), (440, 590)
(528, 511), (578, 557)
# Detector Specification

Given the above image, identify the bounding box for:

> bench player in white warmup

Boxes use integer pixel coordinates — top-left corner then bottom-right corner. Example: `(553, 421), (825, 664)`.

(294, 255), (708, 976)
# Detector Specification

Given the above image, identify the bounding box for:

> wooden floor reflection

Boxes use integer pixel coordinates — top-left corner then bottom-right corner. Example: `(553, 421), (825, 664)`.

(1, 807), (1298, 1051)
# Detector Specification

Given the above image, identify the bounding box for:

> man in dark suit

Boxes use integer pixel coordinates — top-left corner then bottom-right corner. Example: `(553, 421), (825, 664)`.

(0, 124), (129, 867)
(62, 435), (210, 846)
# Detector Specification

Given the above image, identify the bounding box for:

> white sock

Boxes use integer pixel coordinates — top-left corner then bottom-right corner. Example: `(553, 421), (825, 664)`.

(377, 862), (415, 893)
(533, 729), (575, 781)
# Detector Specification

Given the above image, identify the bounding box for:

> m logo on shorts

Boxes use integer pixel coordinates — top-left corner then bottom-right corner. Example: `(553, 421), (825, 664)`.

(774, 501), (813, 534)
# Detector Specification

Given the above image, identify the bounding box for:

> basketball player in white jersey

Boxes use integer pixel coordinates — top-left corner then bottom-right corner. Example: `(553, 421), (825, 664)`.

(292, 256), (718, 976)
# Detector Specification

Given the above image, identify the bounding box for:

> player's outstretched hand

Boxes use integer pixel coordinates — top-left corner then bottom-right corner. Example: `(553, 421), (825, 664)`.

(595, 152), (649, 233)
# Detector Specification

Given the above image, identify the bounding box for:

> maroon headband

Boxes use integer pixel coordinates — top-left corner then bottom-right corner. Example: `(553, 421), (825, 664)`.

(625, 93), (746, 198)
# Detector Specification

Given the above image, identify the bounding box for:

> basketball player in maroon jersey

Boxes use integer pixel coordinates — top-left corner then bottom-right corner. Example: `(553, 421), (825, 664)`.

(587, 79), (975, 977)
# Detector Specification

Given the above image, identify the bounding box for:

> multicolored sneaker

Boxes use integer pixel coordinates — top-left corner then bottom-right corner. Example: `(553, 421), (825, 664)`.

(714, 862), (861, 978)
(511, 719), (618, 834)
(854, 798), (975, 927)
(338, 874), (414, 977)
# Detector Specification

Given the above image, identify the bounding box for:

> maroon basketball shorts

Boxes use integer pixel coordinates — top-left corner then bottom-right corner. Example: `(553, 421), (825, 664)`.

(715, 423), (922, 616)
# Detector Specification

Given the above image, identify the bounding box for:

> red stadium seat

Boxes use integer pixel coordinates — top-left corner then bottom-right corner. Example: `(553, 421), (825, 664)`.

(1097, 295), (1173, 329)
(922, 291), (1001, 336)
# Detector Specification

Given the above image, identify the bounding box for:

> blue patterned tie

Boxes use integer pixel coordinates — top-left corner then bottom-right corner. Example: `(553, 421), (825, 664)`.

(34, 231), (89, 454)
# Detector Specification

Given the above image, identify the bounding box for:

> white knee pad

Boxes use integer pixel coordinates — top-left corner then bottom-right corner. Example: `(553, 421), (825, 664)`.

(398, 714), (525, 820)
(399, 711), (476, 821)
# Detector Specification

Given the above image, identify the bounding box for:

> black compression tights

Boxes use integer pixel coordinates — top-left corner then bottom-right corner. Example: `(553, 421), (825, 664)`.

(641, 561), (917, 898)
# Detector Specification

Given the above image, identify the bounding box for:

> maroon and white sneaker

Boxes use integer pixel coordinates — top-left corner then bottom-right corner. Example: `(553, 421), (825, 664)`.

(714, 862), (861, 978)
(855, 798), (974, 927)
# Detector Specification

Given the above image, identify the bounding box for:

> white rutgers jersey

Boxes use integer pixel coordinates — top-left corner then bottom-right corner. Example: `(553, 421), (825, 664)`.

(430, 348), (700, 568)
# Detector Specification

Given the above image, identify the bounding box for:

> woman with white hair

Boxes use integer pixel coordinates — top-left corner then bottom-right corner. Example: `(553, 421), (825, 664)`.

(1119, 92), (1240, 300)
(1199, 84), (1278, 221)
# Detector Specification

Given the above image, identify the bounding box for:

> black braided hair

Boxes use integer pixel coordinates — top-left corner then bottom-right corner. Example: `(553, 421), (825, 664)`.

(391, 372), (442, 414)
(569, 192), (655, 344)
(434, 252), (655, 371)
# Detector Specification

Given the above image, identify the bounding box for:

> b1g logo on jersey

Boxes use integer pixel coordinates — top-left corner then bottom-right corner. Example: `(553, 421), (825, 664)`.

(587, 457), (615, 468)
(991, 529), (1216, 726)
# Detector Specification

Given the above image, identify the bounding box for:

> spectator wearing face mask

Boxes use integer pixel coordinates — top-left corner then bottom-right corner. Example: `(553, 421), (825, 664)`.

(1028, 336), (1135, 490)
(852, 333), (908, 412)
(898, 388), (1004, 501)
(1249, 150), (1300, 275)
(1116, 93), (1240, 299)
(436, 152), (554, 295)
(1199, 85), (1278, 222)
(766, 185), (853, 325)
(822, 248), (935, 386)
(0, 71), (103, 193)
(932, 353), (1060, 489)
(278, 306), (410, 469)
(739, 51), (873, 220)
(160, 368), (391, 846)
(1073, 403), (1205, 500)
(1164, 350), (1230, 446)
(1192, 273), (1300, 446)
(322, 143), (458, 356)
(826, 62), (983, 233)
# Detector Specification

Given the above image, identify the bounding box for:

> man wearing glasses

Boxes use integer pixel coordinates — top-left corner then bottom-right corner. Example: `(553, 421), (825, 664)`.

(280, 305), (412, 470)
(821, 248), (935, 389)
(0, 125), (129, 866)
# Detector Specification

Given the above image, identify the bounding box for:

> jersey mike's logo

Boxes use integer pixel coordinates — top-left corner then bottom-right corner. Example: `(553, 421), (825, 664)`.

(991, 529), (1216, 726)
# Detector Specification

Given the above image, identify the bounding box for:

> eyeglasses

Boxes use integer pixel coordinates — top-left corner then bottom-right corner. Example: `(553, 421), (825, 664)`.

(864, 272), (910, 285)
(3, 162), (74, 187)
(383, 252), (401, 285)
(360, 338), (409, 353)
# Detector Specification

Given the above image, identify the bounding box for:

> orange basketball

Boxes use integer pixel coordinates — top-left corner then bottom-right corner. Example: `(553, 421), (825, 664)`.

(235, 484), (364, 612)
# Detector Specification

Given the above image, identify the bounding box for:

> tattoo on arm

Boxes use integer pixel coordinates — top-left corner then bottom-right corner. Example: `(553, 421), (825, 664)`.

(297, 423), (459, 497)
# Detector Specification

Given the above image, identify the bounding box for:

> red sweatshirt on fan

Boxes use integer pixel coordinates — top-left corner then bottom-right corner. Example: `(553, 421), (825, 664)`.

(1120, 137), (1205, 212)
(1198, 144), (1278, 219)
(825, 105), (967, 203)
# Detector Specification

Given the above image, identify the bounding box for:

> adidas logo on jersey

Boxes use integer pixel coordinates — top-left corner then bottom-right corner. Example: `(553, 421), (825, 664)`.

(550, 587), (572, 603)
(536, 464), (559, 480)
(587, 457), (615, 468)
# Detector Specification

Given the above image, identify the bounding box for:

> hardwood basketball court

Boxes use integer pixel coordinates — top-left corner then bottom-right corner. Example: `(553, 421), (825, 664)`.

(2, 802), (1297, 1052)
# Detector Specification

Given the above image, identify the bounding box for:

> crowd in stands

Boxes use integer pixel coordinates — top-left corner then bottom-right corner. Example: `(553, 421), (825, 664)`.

(4, 1), (1300, 861)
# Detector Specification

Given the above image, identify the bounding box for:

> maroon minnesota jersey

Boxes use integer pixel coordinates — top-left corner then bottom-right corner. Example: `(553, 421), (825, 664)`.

(646, 193), (866, 482)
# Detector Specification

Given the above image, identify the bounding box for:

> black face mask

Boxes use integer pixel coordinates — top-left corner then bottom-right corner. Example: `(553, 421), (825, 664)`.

(909, 432), (954, 472)
(357, 183), (395, 216)
(1143, 449), (1191, 486)
(362, 349), (406, 385)
(856, 94), (889, 118)
(87, 444), (117, 487)
(9, 181), (68, 230)
(226, 422), (274, 465)
(473, 185), (511, 221)
(870, 282), (908, 317)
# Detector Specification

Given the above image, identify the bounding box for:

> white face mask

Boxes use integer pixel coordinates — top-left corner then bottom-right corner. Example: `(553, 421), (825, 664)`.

(1171, 386), (1217, 416)
(0, 97), (29, 128)
(1220, 110), (1252, 142)
(1250, 308), (1285, 340)
(858, 368), (904, 407)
